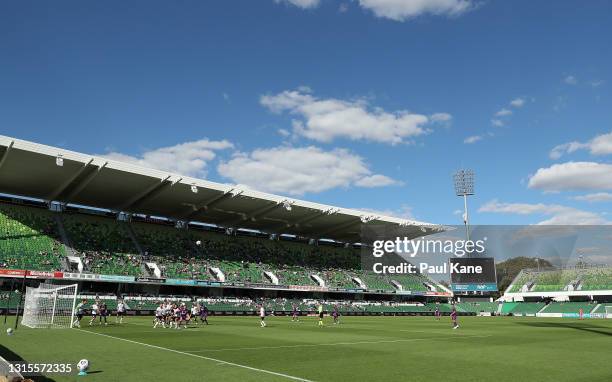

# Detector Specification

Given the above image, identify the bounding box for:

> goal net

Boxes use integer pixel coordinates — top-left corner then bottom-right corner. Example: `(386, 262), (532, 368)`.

(21, 283), (78, 328)
(606, 306), (612, 319)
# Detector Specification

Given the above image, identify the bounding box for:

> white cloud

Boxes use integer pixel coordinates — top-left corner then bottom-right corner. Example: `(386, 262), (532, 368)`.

(354, 174), (402, 187)
(590, 80), (605, 88)
(217, 146), (400, 195)
(564, 75), (577, 85)
(572, 192), (612, 203)
(358, 204), (414, 220)
(274, 0), (320, 9)
(495, 108), (512, 117)
(509, 97), (525, 108)
(277, 128), (291, 137)
(528, 162), (612, 192)
(101, 139), (234, 177)
(430, 112), (452, 125)
(463, 135), (482, 144)
(479, 199), (609, 225)
(357, 0), (475, 21)
(491, 119), (504, 127)
(260, 88), (449, 145)
(549, 141), (589, 160)
(549, 131), (612, 159)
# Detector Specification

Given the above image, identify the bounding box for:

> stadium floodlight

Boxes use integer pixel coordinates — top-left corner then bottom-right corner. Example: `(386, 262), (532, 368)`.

(282, 200), (293, 211)
(453, 169), (475, 242)
(55, 154), (63, 167)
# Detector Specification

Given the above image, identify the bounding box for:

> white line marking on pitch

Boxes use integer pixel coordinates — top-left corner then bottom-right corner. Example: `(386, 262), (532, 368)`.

(75, 329), (313, 382)
(187, 335), (492, 353)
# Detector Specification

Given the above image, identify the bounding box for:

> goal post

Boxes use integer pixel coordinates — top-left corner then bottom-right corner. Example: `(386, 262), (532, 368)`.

(606, 306), (612, 319)
(21, 283), (78, 329)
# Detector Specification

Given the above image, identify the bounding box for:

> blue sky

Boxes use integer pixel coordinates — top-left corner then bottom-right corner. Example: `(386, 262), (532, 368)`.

(1, 0), (611, 226)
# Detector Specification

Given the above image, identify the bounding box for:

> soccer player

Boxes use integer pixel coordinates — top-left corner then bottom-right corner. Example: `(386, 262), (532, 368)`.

(332, 304), (339, 324)
(99, 302), (108, 326)
(179, 303), (188, 329)
(579, 307), (584, 320)
(73, 299), (87, 328)
(154, 303), (166, 328)
(116, 300), (127, 324)
(259, 304), (267, 327)
(88, 300), (99, 326)
(163, 302), (172, 327)
(451, 306), (459, 329)
(317, 303), (324, 327)
(200, 304), (209, 325)
(434, 303), (441, 321)
(190, 303), (199, 325)
(291, 303), (299, 322)
(170, 303), (180, 329)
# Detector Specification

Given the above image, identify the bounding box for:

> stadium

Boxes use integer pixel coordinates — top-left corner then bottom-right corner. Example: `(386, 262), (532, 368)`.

(2, 2), (612, 382)
(0, 135), (611, 382)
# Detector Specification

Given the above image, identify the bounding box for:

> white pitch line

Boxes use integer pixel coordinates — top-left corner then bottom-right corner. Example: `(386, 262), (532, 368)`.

(187, 334), (492, 353)
(75, 329), (313, 382)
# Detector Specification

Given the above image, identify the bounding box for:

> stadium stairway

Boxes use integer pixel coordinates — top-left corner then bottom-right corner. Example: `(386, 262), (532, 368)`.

(126, 223), (145, 255)
(53, 214), (76, 257)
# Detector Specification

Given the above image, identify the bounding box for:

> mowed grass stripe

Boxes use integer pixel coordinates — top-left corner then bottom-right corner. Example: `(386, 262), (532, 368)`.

(76, 328), (314, 382)
(185, 334), (493, 353)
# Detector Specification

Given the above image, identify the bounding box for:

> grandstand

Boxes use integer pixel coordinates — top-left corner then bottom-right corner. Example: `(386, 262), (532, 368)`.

(503, 266), (612, 300)
(0, 135), (446, 297)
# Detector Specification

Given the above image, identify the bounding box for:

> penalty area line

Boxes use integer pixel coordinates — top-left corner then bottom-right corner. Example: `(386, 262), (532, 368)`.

(75, 328), (313, 382)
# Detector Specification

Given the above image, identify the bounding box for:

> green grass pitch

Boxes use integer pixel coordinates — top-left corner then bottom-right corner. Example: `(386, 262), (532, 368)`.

(2, 316), (611, 381)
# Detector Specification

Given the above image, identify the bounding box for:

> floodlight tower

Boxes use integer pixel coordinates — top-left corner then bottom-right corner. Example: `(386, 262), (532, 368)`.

(453, 169), (475, 242)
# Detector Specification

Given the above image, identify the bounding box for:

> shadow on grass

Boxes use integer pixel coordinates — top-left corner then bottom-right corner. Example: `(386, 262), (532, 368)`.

(514, 321), (612, 337)
(0, 343), (56, 382)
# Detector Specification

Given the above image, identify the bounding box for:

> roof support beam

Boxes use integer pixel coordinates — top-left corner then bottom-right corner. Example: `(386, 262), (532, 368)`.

(62, 162), (108, 202)
(117, 175), (173, 211)
(264, 208), (337, 232)
(291, 208), (339, 229)
(316, 218), (361, 238)
(0, 140), (15, 171)
(46, 158), (94, 201)
(184, 188), (242, 221)
(221, 200), (286, 227)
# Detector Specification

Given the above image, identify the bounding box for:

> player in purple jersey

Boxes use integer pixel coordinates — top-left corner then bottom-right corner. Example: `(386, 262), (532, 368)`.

(99, 302), (108, 326)
(179, 304), (188, 329)
(450, 306), (459, 329)
(332, 305), (339, 325)
(200, 304), (209, 325)
(291, 304), (299, 322)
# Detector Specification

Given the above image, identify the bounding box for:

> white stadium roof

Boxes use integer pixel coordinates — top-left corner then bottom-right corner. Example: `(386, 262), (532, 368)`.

(0, 135), (441, 243)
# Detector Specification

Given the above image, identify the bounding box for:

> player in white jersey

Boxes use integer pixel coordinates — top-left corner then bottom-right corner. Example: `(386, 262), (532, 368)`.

(72, 299), (87, 328)
(154, 303), (166, 328)
(172, 304), (181, 329)
(116, 300), (127, 324)
(259, 304), (267, 327)
(190, 304), (199, 325)
(88, 301), (99, 326)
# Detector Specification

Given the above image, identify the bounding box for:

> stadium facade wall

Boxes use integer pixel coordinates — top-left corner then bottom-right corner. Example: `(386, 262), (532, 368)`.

(0, 268), (450, 297)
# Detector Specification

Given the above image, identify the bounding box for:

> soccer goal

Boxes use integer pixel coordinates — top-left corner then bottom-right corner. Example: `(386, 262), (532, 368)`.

(606, 306), (612, 319)
(21, 283), (78, 329)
